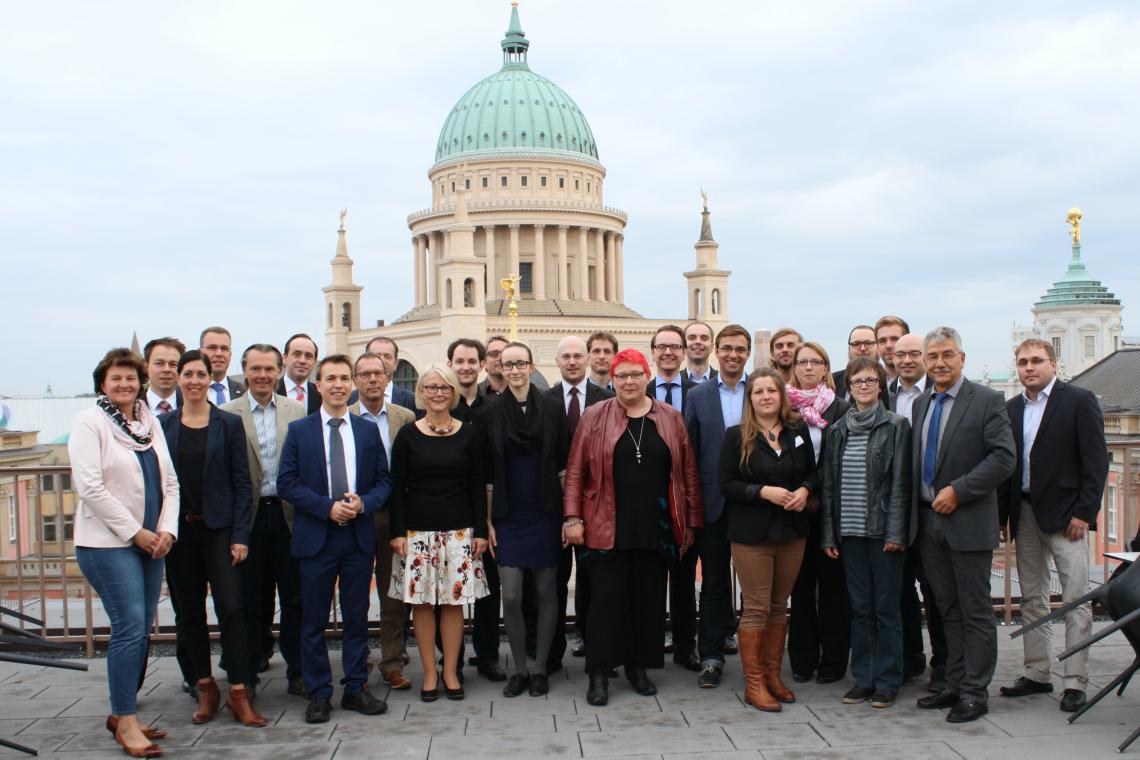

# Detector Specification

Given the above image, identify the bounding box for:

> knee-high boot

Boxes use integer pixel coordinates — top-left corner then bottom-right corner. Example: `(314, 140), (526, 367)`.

(762, 622), (796, 703)
(738, 628), (779, 712)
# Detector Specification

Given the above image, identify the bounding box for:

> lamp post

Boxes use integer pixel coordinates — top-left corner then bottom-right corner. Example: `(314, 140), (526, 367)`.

(500, 274), (521, 340)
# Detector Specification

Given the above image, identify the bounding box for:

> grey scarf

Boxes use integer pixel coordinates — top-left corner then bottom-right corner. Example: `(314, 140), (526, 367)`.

(846, 402), (879, 434)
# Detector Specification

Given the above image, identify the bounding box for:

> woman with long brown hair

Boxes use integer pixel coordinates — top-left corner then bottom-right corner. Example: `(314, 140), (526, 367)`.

(719, 368), (818, 712)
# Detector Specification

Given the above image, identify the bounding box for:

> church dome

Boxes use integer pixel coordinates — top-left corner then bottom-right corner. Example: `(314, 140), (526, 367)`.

(1035, 242), (1120, 309)
(434, 5), (598, 165)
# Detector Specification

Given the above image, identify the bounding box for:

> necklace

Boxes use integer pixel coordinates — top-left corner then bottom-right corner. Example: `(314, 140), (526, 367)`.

(426, 417), (455, 435)
(626, 416), (647, 464)
(759, 422), (780, 443)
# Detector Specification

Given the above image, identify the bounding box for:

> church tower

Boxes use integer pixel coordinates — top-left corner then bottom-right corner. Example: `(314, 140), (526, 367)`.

(322, 210), (363, 356)
(684, 192), (731, 332)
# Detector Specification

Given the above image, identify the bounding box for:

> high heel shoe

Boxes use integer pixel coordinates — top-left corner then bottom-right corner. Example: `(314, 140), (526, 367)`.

(105, 716), (167, 740)
(442, 673), (464, 701)
(421, 671), (440, 702)
(113, 726), (163, 758)
(192, 678), (221, 724)
(226, 686), (268, 727)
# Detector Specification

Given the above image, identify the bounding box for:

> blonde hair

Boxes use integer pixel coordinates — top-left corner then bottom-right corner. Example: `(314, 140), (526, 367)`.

(738, 368), (801, 471)
(791, 341), (835, 390)
(414, 364), (461, 411)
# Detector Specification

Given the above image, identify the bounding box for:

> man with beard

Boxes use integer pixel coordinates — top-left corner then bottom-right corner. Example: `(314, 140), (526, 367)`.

(768, 328), (802, 385)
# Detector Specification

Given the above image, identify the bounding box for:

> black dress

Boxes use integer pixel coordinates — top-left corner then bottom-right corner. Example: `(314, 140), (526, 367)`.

(612, 416), (672, 552)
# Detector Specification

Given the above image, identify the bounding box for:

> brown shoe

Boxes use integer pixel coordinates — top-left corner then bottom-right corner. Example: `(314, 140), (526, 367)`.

(738, 628), (780, 712)
(383, 670), (413, 690)
(227, 686), (268, 727)
(106, 715), (167, 740)
(114, 725), (163, 757)
(191, 679), (221, 724)
(761, 623), (796, 704)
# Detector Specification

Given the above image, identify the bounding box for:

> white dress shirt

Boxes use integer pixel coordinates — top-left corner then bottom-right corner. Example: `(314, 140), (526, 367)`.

(894, 374), (927, 422)
(1021, 377), (1056, 491)
(283, 376), (308, 403)
(320, 407), (357, 498)
(358, 403), (392, 462)
(210, 378), (234, 405)
(561, 378), (590, 414)
(249, 394), (279, 497)
(146, 388), (178, 413)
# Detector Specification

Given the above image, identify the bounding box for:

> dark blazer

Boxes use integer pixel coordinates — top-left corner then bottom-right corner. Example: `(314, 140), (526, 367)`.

(159, 405), (253, 545)
(276, 412), (391, 558)
(225, 375), (247, 400)
(684, 376), (746, 523)
(276, 378), (322, 415)
(834, 369), (890, 406)
(687, 367), (718, 384)
(488, 390), (571, 519)
(647, 374), (694, 413)
(999, 380), (1108, 537)
(909, 379), (1016, 551)
(548, 380), (614, 412)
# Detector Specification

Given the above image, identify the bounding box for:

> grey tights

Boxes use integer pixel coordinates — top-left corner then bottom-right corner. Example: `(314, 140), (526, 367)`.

(499, 565), (557, 676)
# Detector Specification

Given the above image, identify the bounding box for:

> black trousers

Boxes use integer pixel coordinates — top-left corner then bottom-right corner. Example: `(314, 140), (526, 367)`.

(901, 543), (947, 674)
(669, 546), (698, 657)
(165, 518), (248, 684)
(522, 546), (573, 668)
(241, 499), (303, 684)
(696, 515), (732, 664)
(585, 549), (666, 673)
(574, 545), (592, 642)
(164, 563), (194, 687)
(788, 517), (851, 679)
(467, 549), (501, 665)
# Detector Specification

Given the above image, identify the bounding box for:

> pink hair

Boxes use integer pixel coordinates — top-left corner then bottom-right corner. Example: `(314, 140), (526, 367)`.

(611, 348), (650, 376)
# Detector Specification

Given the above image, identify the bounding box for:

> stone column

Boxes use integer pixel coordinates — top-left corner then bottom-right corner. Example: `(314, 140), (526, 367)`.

(557, 225), (569, 299)
(615, 234), (624, 303)
(426, 232), (438, 305)
(484, 225), (496, 300)
(508, 224), (521, 282)
(414, 235), (427, 306)
(533, 224), (546, 300)
(605, 231), (616, 302)
(577, 226), (590, 301)
(594, 229), (605, 302)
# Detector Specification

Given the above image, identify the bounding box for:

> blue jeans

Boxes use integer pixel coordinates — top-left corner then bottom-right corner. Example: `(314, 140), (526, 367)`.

(77, 547), (165, 715)
(841, 537), (904, 692)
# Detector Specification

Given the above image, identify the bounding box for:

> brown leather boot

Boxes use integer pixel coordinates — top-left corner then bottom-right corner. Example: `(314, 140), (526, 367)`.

(191, 679), (220, 724)
(762, 622), (796, 703)
(227, 686), (268, 727)
(738, 628), (780, 712)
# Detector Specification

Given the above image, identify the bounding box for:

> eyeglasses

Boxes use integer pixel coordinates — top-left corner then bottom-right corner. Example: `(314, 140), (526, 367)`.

(355, 370), (388, 379)
(653, 343), (683, 353)
(613, 371), (646, 382)
(795, 358), (825, 367)
(718, 346), (749, 355)
(486, 350), (503, 358)
(501, 360), (531, 371)
(422, 385), (453, 395)
(894, 350), (923, 361)
(850, 378), (880, 388)
(849, 340), (876, 349)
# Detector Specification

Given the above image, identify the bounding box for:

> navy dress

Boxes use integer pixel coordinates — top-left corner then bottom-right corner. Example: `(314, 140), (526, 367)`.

(494, 442), (561, 568)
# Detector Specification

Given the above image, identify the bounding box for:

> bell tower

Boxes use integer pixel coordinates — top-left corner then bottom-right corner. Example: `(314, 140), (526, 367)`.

(684, 191), (731, 332)
(323, 209), (363, 356)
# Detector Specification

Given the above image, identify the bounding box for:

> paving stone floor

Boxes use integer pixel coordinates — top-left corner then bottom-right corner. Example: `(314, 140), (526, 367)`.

(2, 621), (1139, 759)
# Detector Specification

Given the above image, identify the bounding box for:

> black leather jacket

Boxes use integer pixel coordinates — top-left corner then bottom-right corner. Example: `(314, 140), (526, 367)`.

(820, 403), (912, 548)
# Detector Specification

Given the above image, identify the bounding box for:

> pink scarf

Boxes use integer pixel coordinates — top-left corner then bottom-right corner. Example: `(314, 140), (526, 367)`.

(786, 385), (836, 429)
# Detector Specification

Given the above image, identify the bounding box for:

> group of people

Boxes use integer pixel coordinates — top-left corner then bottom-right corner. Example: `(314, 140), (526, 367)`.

(69, 316), (1109, 757)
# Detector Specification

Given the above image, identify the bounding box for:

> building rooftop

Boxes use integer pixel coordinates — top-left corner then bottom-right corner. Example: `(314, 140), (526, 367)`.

(1070, 347), (1140, 414)
(1035, 242), (1120, 310)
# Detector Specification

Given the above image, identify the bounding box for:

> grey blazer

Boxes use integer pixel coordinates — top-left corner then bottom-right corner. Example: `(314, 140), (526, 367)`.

(221, 393), (307, 531)
(908, 378), (1016, 551)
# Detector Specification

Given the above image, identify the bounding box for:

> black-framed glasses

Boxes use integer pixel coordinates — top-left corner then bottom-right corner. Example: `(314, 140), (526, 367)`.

(502, 360), (531, 371)
(895, 350), (923, 361)
(614, 371), (646, 382)
(718, 346), (749, 355)
(848, 340), (876, 349)
(486, 349), (503, 358)
(422, 384), (453, 395)
(850, 378), (880, 388)
(653, 343), (683, 353)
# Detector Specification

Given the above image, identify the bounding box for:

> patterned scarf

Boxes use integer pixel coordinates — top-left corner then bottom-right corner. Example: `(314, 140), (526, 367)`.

(95, 394), (157, 451)
(786, 385), (836, 429)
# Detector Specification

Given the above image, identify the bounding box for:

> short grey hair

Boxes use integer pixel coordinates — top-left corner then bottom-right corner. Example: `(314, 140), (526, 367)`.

(923, 326), (963, 352)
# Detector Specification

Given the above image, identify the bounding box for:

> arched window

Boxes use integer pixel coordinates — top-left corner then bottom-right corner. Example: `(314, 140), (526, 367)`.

(327, 303), (333, 328)
(341, 302), (352, 329)
(445, 278), (453, 308)
(693, 288), (702, 318)
(711, 289), (721, 315)
(393, 359), (418, 393)
(463, 278), (475, 307)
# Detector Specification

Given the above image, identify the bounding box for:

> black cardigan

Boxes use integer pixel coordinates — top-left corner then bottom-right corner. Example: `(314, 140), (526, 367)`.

(719, 422), (819, 544)
(487, 390), (570, 519)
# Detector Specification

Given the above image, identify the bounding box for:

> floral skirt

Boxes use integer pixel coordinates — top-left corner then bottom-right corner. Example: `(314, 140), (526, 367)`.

(389, 528), (489, 605)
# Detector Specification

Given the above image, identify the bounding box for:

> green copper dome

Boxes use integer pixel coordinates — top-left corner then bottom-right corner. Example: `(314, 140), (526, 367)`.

(434, 6), (599, 164)
(1035, 243), (1120, 309)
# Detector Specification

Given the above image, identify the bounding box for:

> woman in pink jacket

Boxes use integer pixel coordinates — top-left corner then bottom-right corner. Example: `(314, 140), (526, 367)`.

(70, 348), (179, 758)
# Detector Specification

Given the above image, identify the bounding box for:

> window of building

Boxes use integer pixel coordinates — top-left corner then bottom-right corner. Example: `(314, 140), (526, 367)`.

(451, 181), (456, 192)
(574, 179), (580, 190)
(463, 278), (474, 307)
(1051, 337), (1062, 356)
(42, 515), (58, 543)
(693, 288), (702, 317)
(64, 515), (74, 541)
(519, 262), (533, 294)
(465, 178), (470, 190)
(60, 473), (71, 491)
(393, 359), (418, 393)
(482, 177), (489, 189)
(520, 176), (528, 188)
(41, 474), (54, 492)
(1108, 484), (1119, 542)
(7, 495), (15, 544)
(1084, 335), (1096, 358)
(587, 182), (591, 192)
(558, 177), (565, 189)
(501, 176), (508, 187)
(540, 176), (547, 188)
(711, 289), (721, 315)
(341, 302), (352, 329)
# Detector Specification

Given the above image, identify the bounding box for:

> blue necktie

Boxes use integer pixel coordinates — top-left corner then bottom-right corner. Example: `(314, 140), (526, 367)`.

(328, 417), (349, 499)
(211, 382), (226, 405)
(922, 392), (949, 487)
(663, 382), (677, 410)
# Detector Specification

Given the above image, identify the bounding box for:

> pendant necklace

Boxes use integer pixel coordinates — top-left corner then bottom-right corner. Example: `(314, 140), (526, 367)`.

(760, 423), (779, 443)
(626, 416), (647, 464)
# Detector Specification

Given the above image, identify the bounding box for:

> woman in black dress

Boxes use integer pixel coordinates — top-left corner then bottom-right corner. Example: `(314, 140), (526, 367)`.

(159, 351), (264, 727)
(563, 349), (703, 706)
(389, 365), (489, 702)
(487, 342), (570, 698)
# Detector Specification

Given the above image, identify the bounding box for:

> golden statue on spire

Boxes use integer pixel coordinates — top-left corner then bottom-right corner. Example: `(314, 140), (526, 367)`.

(500, 274), (521, 340)
(1067, 207), (1082, 245)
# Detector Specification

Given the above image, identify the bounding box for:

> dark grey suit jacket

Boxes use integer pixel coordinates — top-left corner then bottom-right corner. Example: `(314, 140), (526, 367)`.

(684, 377), (743, 523)
(909, 378), (1016, 551)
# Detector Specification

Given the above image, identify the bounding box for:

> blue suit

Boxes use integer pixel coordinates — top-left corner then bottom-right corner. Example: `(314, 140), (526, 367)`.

(685, 377), (745, 665)
(277, 411), (391, 699)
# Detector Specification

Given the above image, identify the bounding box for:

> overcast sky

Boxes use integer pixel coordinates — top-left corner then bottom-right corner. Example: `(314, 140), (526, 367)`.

(2, 0), (1137, 396)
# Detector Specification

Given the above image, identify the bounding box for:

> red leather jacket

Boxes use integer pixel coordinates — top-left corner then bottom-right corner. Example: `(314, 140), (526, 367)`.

(563, 398), (703, 550)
